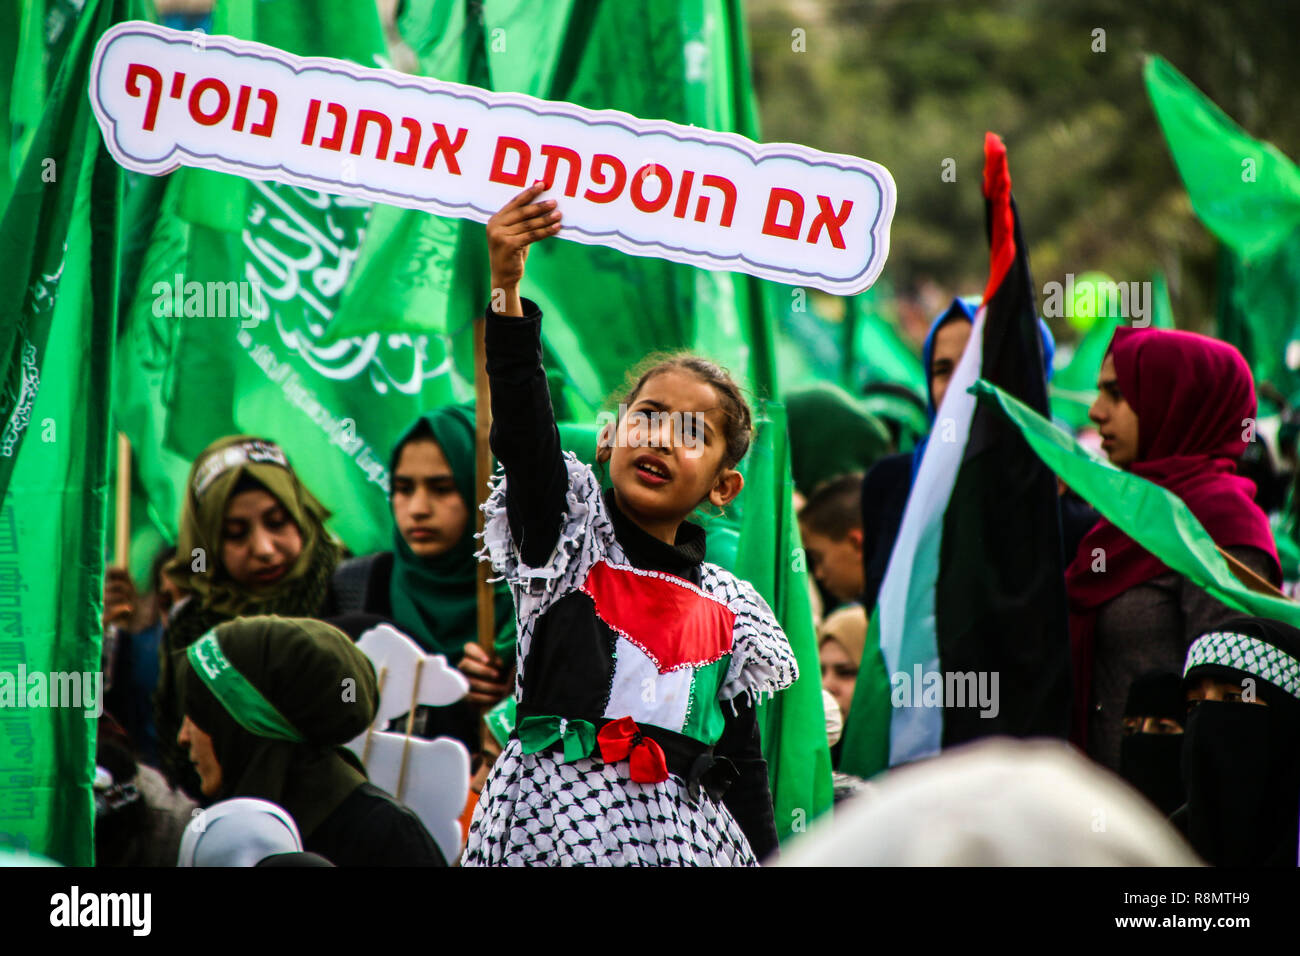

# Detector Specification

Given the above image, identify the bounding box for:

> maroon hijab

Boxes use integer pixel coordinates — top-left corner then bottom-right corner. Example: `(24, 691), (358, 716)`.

(1065, 327), (1280, 747)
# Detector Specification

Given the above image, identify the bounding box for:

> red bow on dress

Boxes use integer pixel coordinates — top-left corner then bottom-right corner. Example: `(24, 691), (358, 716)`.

(597, 716), (669, 784)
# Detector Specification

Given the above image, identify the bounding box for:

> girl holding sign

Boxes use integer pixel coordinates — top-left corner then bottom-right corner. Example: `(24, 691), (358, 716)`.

(461, 184), (798, 866)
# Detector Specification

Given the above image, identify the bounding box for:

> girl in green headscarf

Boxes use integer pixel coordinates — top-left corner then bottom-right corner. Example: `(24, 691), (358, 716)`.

(177, 616), (444, 866)
(386, 404), (515, 668)
(157, 435), (343, 791)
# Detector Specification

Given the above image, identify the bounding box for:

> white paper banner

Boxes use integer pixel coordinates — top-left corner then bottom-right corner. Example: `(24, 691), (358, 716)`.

(90, 22), (896, 294)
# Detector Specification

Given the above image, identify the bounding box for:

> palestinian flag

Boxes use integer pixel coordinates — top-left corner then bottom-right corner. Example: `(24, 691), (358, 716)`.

(840, 133), (1070, 775)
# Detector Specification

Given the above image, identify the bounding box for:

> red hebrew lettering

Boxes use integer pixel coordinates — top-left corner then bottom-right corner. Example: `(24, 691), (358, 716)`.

(351, 109), (393, 160)
(188, 78), (231, 127)
(673, 170), (695, 218)
(631, 164), (673, 213)
(762, 187), (804, 240)
(319, 102), (348, 151)
(539, 145), (582, 197)
(168, 72), (185, 99)
(422, 123), (468, 174)
(232, 85), (252, 132)
(694, 174), (737, 227)
(806, 195), (853, 249)
(125, 63), (163, 132)
(583, 154), (626, 203)
(393, 117), (421, 165)
(301, 98), (321, 145)
(489, 135), (530, 185)
(250, 89), (277, 137)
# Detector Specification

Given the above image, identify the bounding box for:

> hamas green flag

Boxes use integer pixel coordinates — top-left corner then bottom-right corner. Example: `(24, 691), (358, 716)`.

(495, 0), (779, 403)
(1144, 55), (1300, 259)
(0, 0), (137, 865)
(846, 281), (928, 449)
(324, 0), (777, 405)
(1217, 231), (1300, 413)
(728, 402), (834, 840)
(118, 0), (470, 555)
(1145, 54), (1300, 412)
(846, 281), (926, 397)
(5, 1), (89, 194)
(700, 401), (833, 840)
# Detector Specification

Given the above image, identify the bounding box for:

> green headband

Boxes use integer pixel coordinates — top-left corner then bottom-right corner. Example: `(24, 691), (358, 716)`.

(187, 631), (305, 743)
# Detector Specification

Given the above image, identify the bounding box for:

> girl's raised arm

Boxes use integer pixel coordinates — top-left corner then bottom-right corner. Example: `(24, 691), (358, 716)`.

(483, 184), (569, 567)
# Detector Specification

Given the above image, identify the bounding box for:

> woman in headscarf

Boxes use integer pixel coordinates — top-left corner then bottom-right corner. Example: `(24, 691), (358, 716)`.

(176, 616), (445, 866)
(1177, 616), (1300, 866)
(329, 404), (517, 734)
(818, 603), (867, 768)
(859, 298), (978, 611)
(1069, 328), (1281, 770)
(157, 436), (342, 791)
(1118, 670), (1186, 818)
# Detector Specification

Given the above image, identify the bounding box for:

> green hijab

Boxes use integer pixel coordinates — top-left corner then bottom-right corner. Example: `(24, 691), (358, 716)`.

(167, 434), (340, 619)
(387, 404), (516, 663)
(180, 616), (378, 838)
(787, 384), (893, 496)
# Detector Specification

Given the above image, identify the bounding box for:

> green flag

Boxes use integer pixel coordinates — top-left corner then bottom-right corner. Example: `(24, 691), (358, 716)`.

(1145, 55), (1300, 259)
(0, 0), (136, 865)
(323, 0), (778, 405)
(1145, 54), (1300, 412)
(1216, 232), (1300, 412)
(699, 402), (833, 842)
(846, 281), (926, 398)
(976, 378), (1299, 627)
(119, 0), (471, 556)
(726, 402), (834, 840)
(6, 1), (89, 191)
(112, 179), (191, 545)
(319, 0), (504, 350)
(492, 0), (778, 402)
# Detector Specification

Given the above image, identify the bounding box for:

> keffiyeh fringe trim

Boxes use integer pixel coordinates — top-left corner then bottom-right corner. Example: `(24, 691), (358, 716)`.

(475, 452), (799, 708)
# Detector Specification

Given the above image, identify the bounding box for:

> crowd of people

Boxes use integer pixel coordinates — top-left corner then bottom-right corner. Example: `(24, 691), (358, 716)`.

(91, 183), (1300, 868)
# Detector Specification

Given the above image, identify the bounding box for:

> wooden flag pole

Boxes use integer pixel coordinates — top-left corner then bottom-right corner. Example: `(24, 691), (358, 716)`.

(1217, 545), (1289, 601)
(474, 316), (495, 661)
(114, 432), (131, 569)
(473, 310), (501, 771)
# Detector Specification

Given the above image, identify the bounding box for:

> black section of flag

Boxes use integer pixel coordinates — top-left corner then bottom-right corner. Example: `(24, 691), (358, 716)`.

(938, 194), (1071, 745)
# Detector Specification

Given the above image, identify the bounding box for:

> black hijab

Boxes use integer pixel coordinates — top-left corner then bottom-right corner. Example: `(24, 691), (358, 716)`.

(1181, 616), (1300, 867)
(1118, 671), (1185, 817)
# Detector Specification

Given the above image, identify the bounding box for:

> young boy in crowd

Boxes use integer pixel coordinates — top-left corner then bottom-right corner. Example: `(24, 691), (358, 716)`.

(799, 474), (866, 607)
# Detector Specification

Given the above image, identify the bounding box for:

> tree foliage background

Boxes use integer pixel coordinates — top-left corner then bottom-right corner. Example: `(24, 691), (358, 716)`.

(747, 0), (1300, 346)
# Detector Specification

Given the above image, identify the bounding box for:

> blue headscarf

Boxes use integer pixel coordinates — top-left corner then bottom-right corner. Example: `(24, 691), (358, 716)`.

(910, 296), (1056, 484)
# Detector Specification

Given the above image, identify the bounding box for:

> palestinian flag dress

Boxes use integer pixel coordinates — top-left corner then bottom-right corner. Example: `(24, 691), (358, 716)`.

(460, 301), (798, 867)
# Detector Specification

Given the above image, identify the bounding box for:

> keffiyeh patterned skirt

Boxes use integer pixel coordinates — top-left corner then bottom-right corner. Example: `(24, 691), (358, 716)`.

(461, 739), (757, 866)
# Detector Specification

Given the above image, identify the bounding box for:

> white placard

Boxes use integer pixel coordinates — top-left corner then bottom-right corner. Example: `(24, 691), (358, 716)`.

(90, 21), (896, 294)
